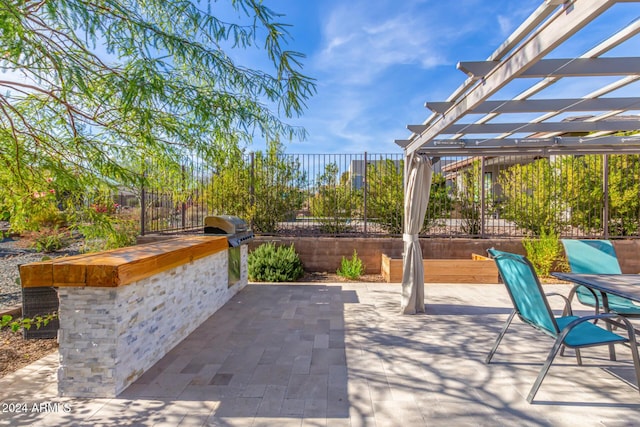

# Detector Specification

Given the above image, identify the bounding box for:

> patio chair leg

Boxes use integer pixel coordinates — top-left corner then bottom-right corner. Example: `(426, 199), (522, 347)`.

(560, 345), (582, 364)
(631, 341), (640, 396)
(486, 311), (516, 364)
(562, 287), (578, 317)
(575, 348), (582, 365)
(527, 336), (565, 403)
(604, 320), (617, 361)
(618, 317), (640, 395)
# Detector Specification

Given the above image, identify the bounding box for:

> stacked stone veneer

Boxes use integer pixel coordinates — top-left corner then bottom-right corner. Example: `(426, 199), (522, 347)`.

(57, 245), (248, 397)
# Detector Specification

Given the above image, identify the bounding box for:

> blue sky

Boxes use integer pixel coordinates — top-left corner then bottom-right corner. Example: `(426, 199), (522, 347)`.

(249, 0), (543, 154)
(236, 0), (640, 155)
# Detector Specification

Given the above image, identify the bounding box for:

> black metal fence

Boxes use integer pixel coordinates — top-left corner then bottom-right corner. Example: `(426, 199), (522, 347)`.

(132, 152), (640, 239)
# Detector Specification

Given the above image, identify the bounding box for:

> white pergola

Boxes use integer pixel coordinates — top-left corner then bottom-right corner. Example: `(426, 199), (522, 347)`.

(396, 0), (640, 314)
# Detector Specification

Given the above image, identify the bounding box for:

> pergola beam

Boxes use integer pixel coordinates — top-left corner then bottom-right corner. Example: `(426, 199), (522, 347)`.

(458, 57), (640, 79)
(408, 0), (564, 137)
(426, 97), (640, 115)
(415, 135), (640, 156)
(405, 0), (619, 156)
(407, 119), (640, 135)
(476, 17), (640, 139)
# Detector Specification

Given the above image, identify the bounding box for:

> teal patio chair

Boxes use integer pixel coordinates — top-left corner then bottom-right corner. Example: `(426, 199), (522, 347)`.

(486, 249), (640, 403)
(561, 239), (640, 316)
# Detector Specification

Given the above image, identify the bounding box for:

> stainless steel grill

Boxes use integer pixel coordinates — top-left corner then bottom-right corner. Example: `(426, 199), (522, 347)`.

(203, 215), (254, 247)
(203, 215), (254, 287)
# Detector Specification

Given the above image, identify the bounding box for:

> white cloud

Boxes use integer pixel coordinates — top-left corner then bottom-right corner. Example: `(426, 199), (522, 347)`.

(282, 0), (546, 154)
(497, 15), (513, 37)
(315, 1), (454, 85)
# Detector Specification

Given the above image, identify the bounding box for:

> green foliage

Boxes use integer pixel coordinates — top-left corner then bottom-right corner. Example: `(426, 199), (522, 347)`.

(498, 158), (566, 235)
(455, 159), (483, 235)
(559, 155), (603, 235)
(522, 229), (563, 278)
(310, 163), (360, 233)
(366, 159), (451, 234)
(0, 208), (9, 222)
(32, 228), (67, 252)
(425, 173), (454, 232)
(3, 177), (68, 233)
(604, 155), (640, 236)
(78, 217), (139, 252)
(0, 0), (315, 236)
(337, 250), (365, 280)
(207, 140), (307, 233)
(366, 159), (404, 234)
(1, 313), (57, 333)
(248, 243), (304, 282)
(562, 155), (640, 236)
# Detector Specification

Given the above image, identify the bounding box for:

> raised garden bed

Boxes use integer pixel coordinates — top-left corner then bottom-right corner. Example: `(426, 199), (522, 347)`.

(381, 253), (499, 284)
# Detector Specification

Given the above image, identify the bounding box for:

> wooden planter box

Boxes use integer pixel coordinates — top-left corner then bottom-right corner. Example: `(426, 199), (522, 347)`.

(381, 253), (499, 284)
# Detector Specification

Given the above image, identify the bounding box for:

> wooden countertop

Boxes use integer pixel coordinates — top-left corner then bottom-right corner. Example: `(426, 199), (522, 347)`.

(20, 236), (228, 288)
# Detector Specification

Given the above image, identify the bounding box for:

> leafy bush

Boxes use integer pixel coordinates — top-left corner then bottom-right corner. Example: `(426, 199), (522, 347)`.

(31, 228), (68, 252)
(248, 243), (304, 282)
(310, 163), (360, 234)
(337, 249), (365, 280)
(562, 154), (640, 236)
(498, 159), (567, 235)
(207, 140), (307, 233)
(366, 159), (452, 234)
(522, 229), (563, 278)
(78, 217), (138, 252)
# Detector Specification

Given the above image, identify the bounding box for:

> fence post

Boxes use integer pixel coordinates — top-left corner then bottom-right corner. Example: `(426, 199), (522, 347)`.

(480, 157), (486, 238)
(140, 171), (146, 236)
(603, 154), (609, 239)
(250, 152), (255, 228)
(181, 164), (187, 230)
(363, 151), (368, 235)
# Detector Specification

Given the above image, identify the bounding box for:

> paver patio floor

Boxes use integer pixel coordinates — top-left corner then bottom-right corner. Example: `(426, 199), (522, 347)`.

(0, 282), (639, 426)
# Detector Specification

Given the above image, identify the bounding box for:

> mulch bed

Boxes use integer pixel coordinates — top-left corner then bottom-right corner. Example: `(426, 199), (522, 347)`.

(0, 326), (58, 378)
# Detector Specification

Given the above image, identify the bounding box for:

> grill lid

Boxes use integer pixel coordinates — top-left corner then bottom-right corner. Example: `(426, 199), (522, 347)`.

(203, 215), (253, 247)
(204, 215), (248, 235)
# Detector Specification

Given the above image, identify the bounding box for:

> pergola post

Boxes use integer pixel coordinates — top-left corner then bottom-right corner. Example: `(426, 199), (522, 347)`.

(603, 154), (610, 239)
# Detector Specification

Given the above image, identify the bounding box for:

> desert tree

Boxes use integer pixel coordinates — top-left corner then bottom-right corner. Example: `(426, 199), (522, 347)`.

(0, 0), (315, 239)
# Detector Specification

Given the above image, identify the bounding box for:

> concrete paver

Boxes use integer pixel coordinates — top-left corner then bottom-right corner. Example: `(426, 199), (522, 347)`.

(0, 282), (639, 426)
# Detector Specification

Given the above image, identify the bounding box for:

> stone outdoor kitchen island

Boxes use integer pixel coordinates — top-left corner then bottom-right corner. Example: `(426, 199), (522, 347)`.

(19, 236), (247, 398)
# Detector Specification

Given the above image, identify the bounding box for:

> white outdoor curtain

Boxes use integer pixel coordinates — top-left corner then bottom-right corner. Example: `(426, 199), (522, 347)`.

(401, 153), (433, 315)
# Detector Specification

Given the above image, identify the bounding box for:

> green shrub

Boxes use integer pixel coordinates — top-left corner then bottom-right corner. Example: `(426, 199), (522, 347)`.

(337, 249), (365, 280)
(78, 218), (138, 252)
(32, 228), (67, 252)
(248, 243), (304, 282)
(522, 229), (563, 278)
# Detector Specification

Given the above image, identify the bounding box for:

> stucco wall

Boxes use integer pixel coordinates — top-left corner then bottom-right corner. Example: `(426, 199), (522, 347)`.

(248, 237), (525, 274)
(138, 234), (640, 275)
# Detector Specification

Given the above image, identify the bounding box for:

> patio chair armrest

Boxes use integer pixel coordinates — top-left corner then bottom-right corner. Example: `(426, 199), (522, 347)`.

(564, 284), (600, 316)
(545, 292), (573, 316)
(561, 313), (622, 332)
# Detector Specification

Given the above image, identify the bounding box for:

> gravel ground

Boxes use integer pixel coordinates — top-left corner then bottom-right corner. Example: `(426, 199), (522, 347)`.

(0, 236), (82, 311)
